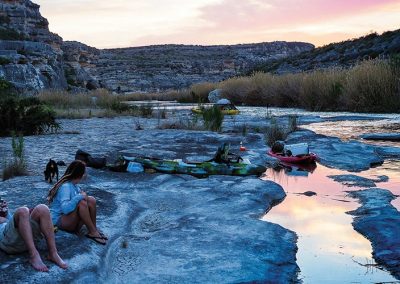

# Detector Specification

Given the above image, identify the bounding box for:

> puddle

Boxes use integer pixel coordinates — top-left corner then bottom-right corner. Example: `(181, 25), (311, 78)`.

(261, 163), (400, 283)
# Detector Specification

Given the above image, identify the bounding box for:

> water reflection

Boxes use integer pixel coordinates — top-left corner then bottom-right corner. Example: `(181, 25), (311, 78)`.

(261, 163), (400, 283)
(277, 162), (317, 177)
(304, 120), (400, 148)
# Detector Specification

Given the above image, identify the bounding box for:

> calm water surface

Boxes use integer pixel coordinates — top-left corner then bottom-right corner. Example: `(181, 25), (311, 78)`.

(254, 107), (400, 282)
(261, 162), (400, 283)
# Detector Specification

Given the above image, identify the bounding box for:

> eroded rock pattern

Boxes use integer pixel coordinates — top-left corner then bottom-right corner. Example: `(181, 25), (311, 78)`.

(347, 188), (400, 279)
(0, 116), (299, 283)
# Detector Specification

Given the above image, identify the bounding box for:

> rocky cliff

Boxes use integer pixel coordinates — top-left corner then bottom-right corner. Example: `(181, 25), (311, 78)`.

(0, 0), (313, 95)
(252, 29), (400, 74)
(97, 42), (313, 93)
(0, 0), (66, 94)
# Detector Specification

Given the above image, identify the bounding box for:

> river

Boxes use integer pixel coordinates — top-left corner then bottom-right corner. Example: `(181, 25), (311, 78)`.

(244, 107), (400, 282)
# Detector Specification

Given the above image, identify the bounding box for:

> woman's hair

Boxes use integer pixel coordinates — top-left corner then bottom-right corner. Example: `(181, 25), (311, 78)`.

(47, 160), (86, 203)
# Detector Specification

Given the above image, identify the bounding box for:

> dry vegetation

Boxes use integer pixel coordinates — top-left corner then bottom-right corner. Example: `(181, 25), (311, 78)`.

(218, 58), (400, 112)
(38, 89), (152, 118)
(123, 58), (399, 113)
(38, 57), (400, 114)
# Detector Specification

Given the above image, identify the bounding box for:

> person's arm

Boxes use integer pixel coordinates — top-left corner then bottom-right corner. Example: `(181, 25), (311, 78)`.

(0, 212), (12, 224)
(59, 184), (84, 215)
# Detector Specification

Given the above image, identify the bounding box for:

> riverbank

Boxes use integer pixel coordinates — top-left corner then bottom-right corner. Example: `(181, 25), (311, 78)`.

(0, 107), (399, 282)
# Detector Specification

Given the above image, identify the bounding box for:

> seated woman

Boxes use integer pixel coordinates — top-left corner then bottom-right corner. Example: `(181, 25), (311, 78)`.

(47, 160), (107, 245)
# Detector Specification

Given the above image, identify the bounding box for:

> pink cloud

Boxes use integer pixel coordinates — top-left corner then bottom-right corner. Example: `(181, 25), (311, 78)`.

(197, 0), (399, 32)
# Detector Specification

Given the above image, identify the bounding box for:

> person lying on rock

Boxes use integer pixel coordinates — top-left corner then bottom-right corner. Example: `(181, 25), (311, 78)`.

(0, 198), (67, 272)
(47, 160), (108, 245)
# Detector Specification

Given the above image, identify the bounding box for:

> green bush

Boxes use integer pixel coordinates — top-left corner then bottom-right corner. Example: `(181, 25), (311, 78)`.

(110, 101), (132, 113)
(202, 106), (224, 132)
(288, 115), (298, 132)
(0, 57), (11, 65)
(0, 96), (60, 136)
(139, 104), (153, 117)
(2, 133), (28, 181)
(265, 118), (287, 146)
(0, 78), (13, 96)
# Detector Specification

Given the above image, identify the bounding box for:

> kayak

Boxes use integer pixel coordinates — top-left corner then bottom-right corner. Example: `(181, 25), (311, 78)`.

(267, 150), (318, 164)
(191, 108), (240, 115)
(114, 156), (265, 177)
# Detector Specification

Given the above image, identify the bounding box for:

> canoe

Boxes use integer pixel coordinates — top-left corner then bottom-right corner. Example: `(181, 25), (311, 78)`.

(267, 150), (318, 164)
(191, 108), (240, 115)
(117, 156), (265, 177)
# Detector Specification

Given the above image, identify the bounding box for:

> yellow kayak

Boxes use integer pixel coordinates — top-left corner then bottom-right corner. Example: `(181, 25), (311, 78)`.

(191, 107), (240, 115)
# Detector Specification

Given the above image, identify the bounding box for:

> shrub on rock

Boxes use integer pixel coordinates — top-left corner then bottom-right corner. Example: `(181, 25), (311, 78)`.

(0, 96), (60, 137)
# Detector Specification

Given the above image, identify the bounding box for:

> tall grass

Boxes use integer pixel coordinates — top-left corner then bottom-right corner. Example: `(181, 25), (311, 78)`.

(2, 133), (28, 181)
(264, 116), (300, 146)
(190, 82), (218, 103)
(265, 118), (287, 146)
(218, 58), (400, 112)
(37, 89), (151, 118)
(202, 106), (224, 132)
(343, 59), (399, 112)
(118, 82), (217, 103)
(38, 57), (400, 113)
(38, 89), (93, 108)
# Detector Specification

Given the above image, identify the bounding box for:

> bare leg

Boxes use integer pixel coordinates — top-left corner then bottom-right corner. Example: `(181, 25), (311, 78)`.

(87, 196), (107, 239)
(14, 207), (48, 272)
(87, 196), (97, 228)
(60, 200), (104, 244)
(30, 205), (67, 269)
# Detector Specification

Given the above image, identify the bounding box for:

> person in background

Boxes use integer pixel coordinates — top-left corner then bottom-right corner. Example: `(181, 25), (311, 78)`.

(0, 198), (67, 272)
(47, 160), (107, 245)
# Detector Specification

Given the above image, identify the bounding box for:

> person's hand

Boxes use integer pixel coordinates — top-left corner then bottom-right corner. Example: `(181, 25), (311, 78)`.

(81, 191), (88, 200)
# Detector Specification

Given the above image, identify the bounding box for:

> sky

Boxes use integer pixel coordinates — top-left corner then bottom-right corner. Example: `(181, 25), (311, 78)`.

(35, 0), (400, 49)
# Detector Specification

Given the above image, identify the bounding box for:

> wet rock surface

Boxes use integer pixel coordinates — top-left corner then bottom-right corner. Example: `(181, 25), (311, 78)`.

(347, 188), (400, 279)
(360, 133), (400, 141)
(327, 174), (389, 188)
(1, 110), (400, 282)
(0, 116), (298, 283)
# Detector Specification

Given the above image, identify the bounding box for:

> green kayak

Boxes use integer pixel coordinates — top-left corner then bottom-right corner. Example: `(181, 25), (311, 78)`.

(113, 156), (266, 177)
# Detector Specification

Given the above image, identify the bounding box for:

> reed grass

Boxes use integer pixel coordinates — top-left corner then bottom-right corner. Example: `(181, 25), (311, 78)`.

(158, 115), (204, 130)
(215, 58), (400, 112)
(265, 118), (287, 146)
(39, 57), (399, 113)
(2, 133), (28, 181)
(202, 106), (224, 132)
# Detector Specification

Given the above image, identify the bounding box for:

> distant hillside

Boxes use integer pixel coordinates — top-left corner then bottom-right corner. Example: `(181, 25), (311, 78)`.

(251, 29), (400, 74)
(97, 42), (314, 93)
(0, 0), (314, 95)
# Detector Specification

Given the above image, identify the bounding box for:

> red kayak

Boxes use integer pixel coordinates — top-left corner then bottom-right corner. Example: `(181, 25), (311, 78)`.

(267, 150), (318, 164)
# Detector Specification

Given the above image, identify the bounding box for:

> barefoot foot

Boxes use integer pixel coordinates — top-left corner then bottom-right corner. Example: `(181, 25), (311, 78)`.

(29, 252), (49, 272)
(47, 252), (68, 269)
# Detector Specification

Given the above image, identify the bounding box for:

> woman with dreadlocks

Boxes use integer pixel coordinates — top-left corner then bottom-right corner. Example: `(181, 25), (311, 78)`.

(47, 160), (107, 245)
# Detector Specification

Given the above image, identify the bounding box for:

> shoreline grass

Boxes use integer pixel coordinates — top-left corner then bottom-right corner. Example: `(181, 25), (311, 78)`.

(120, 57), (400, 113)
(38, 57), (400, 114)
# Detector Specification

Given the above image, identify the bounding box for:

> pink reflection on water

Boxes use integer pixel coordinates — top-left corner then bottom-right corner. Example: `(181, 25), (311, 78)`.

(261, 162), (400, 283)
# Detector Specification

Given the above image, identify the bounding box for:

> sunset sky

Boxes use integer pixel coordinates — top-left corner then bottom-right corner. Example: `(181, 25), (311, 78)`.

(35, 0), (400, 49)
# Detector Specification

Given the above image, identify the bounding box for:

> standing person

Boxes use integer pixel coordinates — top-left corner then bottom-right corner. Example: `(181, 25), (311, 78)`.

(47, 160), (107, 245)
(0, 198), (67, 272)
